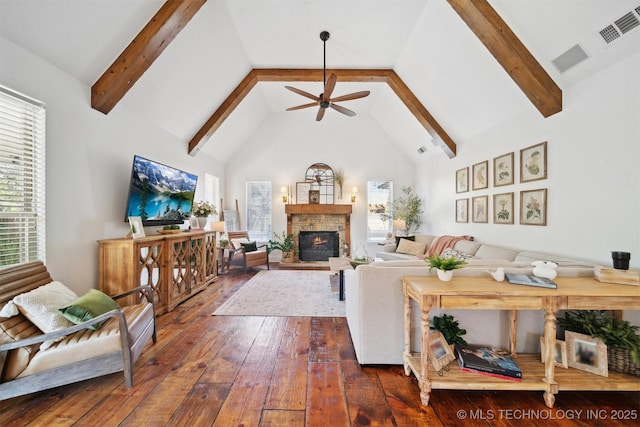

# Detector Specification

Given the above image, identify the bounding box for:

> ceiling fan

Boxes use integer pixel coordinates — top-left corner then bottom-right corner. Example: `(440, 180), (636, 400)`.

(285, 31), (370, 121)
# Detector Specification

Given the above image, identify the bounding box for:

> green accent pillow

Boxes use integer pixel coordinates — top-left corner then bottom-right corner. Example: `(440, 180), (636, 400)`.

(241, 241), (258, 252)
(59, 289), (120, 330)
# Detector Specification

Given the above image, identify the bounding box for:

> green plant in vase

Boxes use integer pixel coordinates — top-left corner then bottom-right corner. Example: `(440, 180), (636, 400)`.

(268, 231), (298, 262)
(425, 254), (467, 281)
(431, 313), (467, 346)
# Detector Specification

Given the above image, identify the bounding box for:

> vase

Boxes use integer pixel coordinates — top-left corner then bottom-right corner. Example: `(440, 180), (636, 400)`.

(437, 269), (453, 282)
(197, 217), (208, 228)
(612, 251), (631, 270)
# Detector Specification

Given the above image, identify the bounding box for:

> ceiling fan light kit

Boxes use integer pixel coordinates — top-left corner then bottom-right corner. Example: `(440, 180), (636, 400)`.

(285, 31), (370, 121)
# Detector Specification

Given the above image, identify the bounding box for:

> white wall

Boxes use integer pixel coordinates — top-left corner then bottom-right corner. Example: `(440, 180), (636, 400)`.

(224, 113), (417, 259)
(1, 36), (224, 294)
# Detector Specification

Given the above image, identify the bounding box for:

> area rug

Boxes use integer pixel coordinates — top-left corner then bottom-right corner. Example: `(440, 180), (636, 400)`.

(213, 270), (345, 317)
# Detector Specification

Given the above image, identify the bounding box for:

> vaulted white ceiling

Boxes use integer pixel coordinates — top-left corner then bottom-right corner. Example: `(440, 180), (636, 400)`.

(1, 0), (638, 163)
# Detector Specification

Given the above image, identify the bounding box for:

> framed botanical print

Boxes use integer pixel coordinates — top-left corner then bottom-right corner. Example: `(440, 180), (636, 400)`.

(520, 141), (547, 182)
(493, 192), (514, 224)
(493, 152), (514, 187)
(456, 167), (469, 193)
(520, 188), (547, 226)
(472, 160), (489, 190)
(455, 198), (468, 223)
(296, 182), (311, 203)
(472, 196), (488, 223)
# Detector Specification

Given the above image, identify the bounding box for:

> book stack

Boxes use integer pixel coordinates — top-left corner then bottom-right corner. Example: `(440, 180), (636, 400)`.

(456, 344), (522, 381)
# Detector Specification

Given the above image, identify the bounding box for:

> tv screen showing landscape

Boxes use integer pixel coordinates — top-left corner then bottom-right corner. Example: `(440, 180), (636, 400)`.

(124, 155), (198, 226)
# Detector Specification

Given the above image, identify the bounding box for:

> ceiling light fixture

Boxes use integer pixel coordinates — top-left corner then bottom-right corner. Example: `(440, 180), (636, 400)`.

(285, 31), (370, 121)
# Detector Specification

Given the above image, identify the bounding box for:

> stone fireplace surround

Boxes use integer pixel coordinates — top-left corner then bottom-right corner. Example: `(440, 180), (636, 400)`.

(285, 204), (352, 259)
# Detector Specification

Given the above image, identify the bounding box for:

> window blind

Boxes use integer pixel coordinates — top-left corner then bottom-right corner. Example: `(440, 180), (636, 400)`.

(246, 180), (272, 242)
(0, 86), (46, 267)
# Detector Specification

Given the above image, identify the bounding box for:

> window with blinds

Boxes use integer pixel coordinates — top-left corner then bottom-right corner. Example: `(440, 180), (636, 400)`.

(0, 86), (46, 267)
(246, 180), (271, 242)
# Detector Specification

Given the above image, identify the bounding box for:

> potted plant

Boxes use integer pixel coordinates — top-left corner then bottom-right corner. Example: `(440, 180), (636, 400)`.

(388, 186), (423, 236)
(268, 231), (298, 263)
(425, 254), (467, 281)
(431, 313), (467, 348)
(558, 310), (640, 375)
(191, 201), (217, 228)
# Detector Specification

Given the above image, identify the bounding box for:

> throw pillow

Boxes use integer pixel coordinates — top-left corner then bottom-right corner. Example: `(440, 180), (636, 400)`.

(59, 289), (121, 330)
(241, 241), (258, 252)
(13, 281), (78, 334)
(396, 239), (428, 256)
(441, 248), (473, 261)
(230, 238), (250, 250)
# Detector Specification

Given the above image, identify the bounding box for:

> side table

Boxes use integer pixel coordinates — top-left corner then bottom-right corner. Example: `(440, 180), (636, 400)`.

(328, 257), (353, 301)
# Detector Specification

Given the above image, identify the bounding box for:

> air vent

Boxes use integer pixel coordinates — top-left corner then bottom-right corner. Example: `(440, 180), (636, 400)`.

(599, 6), (640, 44)
(552, 44), (589, 73)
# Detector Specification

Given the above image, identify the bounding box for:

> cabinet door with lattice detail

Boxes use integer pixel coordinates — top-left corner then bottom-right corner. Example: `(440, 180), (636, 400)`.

(167, 235), (192, 310)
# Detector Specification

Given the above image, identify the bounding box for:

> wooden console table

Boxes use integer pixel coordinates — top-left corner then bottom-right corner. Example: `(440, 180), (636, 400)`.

(402, 275), (640, 408)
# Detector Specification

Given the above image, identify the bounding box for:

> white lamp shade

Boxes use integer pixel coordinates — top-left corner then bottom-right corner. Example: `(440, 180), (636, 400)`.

(393, 219), (406, 232)
(211, 221), (225, 232)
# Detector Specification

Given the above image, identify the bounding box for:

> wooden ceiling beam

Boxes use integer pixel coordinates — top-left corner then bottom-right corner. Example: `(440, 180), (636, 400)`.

(188, 68), (457, 157)
(91, 0), (206, 114)
(448, 0), (562, 117)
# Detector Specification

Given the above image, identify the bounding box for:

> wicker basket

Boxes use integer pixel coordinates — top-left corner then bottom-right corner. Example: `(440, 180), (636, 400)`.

(607, 347), (640, 376)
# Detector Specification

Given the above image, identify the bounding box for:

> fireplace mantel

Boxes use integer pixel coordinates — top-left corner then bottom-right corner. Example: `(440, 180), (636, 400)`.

(285, 204), (352, 257)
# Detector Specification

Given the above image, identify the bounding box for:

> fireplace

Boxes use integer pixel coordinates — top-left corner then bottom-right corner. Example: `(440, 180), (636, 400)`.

(298, 231), (339, 261)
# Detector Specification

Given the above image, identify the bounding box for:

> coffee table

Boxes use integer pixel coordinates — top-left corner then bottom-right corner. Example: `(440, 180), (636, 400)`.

(328, 257), (353, 301)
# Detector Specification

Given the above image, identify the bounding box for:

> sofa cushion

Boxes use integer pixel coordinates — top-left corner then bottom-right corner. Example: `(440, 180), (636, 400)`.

(59, 289), (121, 330)
(396, 239), (427, 256)
(474, 244), (518, 261)
(0, 313), (42, 380)
(441, 248), (474, 261)
(453, 239), (481, 256)
(12, 281), (78, 333)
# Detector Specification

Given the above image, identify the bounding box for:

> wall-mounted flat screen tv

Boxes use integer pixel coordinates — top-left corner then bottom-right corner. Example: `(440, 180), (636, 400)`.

(124, 155), (198, 226)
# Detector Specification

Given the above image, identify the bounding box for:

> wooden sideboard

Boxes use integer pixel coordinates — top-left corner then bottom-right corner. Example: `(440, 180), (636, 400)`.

(402, 275), (640, 408)
(98, 231), (217, 315)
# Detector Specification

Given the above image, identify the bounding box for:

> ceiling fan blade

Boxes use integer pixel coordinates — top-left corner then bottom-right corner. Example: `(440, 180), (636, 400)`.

(286, 101), (319, 111)
(285, 86), (320, 101)
(316, 107), (326, 121)
(322, 73), (338, 101)
(330, 91), (371, 103)
(330, 103), (356, 117)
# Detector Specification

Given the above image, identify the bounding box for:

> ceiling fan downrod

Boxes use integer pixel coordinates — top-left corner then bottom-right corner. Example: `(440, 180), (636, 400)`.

(320, 31), (329, 90)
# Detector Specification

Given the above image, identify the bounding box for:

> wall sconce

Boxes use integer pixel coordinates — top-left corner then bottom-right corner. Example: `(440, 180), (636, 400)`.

(351, 186), (358, 203)
(281, 186), (288, 203)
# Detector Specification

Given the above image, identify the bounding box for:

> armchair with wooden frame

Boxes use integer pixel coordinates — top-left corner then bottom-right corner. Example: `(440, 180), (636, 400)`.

(226, 231), (270, 272)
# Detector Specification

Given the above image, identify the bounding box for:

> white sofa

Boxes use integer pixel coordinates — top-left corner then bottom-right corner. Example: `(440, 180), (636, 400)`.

(344, 235), (596, 365)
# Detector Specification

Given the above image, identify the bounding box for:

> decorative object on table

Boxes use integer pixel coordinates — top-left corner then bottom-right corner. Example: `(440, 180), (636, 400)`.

(456, 344), (522, 381)
(540, 337), (568, 368)
(505, 273), (557, 289)
(392, 219), (407, 237)
(520, 141), (547, 183)
(532, 261), (558, 280)
(472, 160), (489, 190)
(309, 190), (320, 204)
(430, 313), (467, 346)
(158, 224), (182, 234)
(296, 182), (311, 203)
(350, 243), (369, 268)
(611, 251), (631, 270)
(493, 192), (514, 224)
(558, 310), (640, 376)
(304, 163), (334, 204)
(455, 198), (468, 223)
(334, 168), (345, 200)
(127, 216), (145, 239)
(425, 254), (467, 282)
(428, 331), (456, 375)
(471, 195), (488, 223)
(520, 188), (547, 226)
(493, 152), (514, 187)
(594, 265), (640, 286)
(285, 31), (370, 122)
(192, 200), (217, 228)
(565, 331), (608, 377)
(268, 231), (297, 263)
(382, 186), (423, 236)
(487, 267), (505, 282)
(456, 167), (469, 193)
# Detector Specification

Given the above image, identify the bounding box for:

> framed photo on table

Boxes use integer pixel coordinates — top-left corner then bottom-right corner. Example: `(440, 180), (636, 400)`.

(540, 337), (568, 369)
(309, 190), (320, 204)
(566, 331), (608, 377)
(296, 182), (311, 204)
(128, 216), (145, 239)
(428, 331), (456, 373)
(472, 160), (489, 190)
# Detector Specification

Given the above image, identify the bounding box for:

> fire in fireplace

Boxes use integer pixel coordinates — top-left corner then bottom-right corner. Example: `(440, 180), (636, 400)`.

(298, 231), (340, 261)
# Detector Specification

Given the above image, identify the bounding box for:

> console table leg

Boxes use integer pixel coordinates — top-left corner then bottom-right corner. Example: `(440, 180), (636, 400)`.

(419, 310), (432, 406)
(403, 293), (411, 376)
(543, 308), (558, 408)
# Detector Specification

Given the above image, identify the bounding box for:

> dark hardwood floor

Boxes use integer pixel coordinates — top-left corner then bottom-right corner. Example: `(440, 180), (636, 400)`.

(1, 264), (637, 426)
